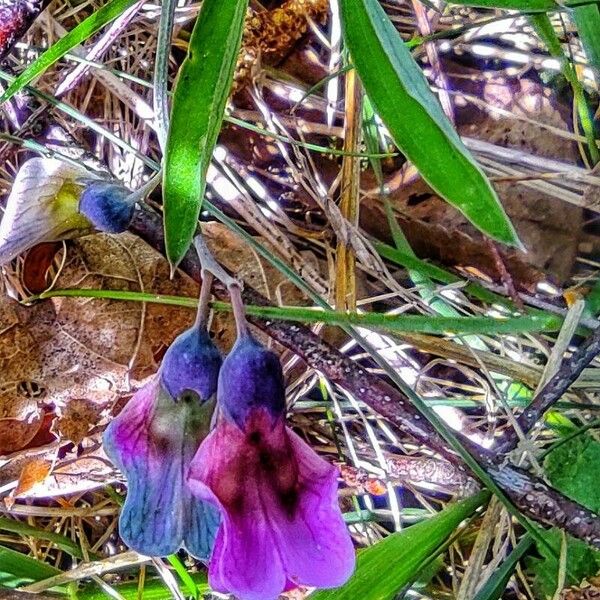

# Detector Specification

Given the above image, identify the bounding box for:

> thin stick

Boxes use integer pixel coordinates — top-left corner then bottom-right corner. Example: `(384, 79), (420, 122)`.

(498, 323), (600, 454)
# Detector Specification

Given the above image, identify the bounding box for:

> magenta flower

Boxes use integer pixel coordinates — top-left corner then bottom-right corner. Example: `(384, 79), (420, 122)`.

(103, 327), (221, 559)
(188, 334), (355, 600)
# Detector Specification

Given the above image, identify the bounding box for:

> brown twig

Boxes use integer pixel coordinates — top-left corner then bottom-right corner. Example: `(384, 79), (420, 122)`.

(129, 206), (600, 549)
(498, 324), (600, 455)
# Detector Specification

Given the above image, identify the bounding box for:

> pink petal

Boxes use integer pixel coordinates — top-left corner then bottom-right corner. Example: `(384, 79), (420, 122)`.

(188, 410), (355, 599)
(276, 430), (356, 589)
(189, 423), (287, 600)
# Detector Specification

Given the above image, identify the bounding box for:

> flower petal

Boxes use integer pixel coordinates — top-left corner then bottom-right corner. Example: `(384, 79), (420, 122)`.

(275, 430), (356, 589)
(104, 378), (217, 558)
(188, 423), (287, 600)
(184, 487), (221, 560)
(188, 410), (355, 598)
(0, 158), (91, 266)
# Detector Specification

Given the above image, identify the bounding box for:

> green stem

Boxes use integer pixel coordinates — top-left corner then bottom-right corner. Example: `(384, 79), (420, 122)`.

(33, 288), (561, 335)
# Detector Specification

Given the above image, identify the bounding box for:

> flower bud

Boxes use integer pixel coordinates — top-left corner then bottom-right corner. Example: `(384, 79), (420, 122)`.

(160, 328), (222, 402)
(78, 181), (135, 233)
(217, 334), (285, 429)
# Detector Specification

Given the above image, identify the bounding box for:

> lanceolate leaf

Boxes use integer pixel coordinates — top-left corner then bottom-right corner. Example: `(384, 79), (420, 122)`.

(339, 0), (519, 246)
(0, 0), (140, 104)
(312, 492), (489, 600)
(572, 3), (600, 75)
(0, 544), (63, 589)
(163, 0), (248, 267)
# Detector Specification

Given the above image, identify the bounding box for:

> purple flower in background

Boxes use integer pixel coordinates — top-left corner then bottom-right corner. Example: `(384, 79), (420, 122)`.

(103, 327), (221, 559)
(188, 334), (355, 600)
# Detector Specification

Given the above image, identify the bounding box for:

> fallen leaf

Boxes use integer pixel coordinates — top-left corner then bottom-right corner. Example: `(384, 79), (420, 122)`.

(9, 458), (52, 504)
(361, 73), (583, 286)
(57, 398), (102, 444)
(0, 222), (308, 496)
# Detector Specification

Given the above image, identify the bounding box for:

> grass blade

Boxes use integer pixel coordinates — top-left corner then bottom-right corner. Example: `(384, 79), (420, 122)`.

(163, 0), (248, 268)
(445, 0), (596, 9)
(34, 289), (562, 335)
(79, 573), (210, 600)
(339, 0), (519, 246)
(529, 13), (599, 165)
(0, 545), (63, 590)
(0, 0), (140, 104)
(166, 555), (199, 600)
(153, 0), (178, 152)
(473, 534), (534, 600)
(312, 492), (489, 600)
(0, 517), (84, 559)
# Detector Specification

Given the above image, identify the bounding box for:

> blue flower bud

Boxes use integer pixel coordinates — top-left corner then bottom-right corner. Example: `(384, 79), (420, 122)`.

(78, 181), (135, 233)
(217, 334), (285, 428)
(160, 328), (222, 402)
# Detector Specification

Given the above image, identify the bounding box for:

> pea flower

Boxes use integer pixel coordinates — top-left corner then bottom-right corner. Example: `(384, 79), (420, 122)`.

(0, 158), (91, 266)
(103, 326), (222, 558)
(0, 158), (159, 266)
(188, 332), (355, 599)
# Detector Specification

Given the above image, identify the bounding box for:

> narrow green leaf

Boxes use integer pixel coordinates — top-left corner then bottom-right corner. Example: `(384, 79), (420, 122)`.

(339, 0), (519, 246)
(448, 0), (554, 8)
(446, 0), (597, 9)
(0, 0), (140, 104)
(572, 3), (600, 74)
(312, 492), (489, 600)
(163, 0), (248, 267)
(35, 288), (562, 334)
(0, 545), (63, 589)
(153, 0), (178, 152)
(0, 517), (84, 559)
(473, 534), (533, 600)
(166, 554), (199, 600)
(211, 304), (560, 335)
(78, 573), (210, 600)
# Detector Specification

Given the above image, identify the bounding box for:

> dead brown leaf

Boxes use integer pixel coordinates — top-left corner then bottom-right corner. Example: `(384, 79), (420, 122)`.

(361, 73), (583, 286)
(57, 398), (102, 444)
(7, 458), (52, 506)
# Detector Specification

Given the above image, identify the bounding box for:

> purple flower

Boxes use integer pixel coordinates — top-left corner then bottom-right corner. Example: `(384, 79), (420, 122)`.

(103, 327), (221, 559)
(187, 335), (355, 600)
